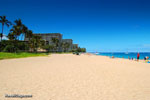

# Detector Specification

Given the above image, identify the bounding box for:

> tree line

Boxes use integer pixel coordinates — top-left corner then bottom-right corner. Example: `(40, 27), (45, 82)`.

(0, 16), (86, 53)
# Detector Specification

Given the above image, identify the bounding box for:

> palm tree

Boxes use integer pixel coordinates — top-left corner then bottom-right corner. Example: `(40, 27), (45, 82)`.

(22, 25), (28, 40)
(65, 43), (70, 52)
(10, 26), (20, 40)
(7, 32), (15, 40)
(10, 19), (23, 40)
(0, 16), (11, 41)
(42, 45), (54, 53)
(14, 19), (22, 27)
(61, 42), (70, 52)
(9, 19), (25, 52)
(51, 37), (59, 52)
(26, 30), (33, 41)
(29, 35), (42, 52)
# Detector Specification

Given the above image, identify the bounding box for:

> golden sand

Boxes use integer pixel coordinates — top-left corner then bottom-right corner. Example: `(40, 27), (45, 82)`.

(0, 54), (150, 100)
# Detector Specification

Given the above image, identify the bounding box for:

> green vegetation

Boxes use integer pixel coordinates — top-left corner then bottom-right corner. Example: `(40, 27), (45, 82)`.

(61, 42), (70, 52)
(0, 15), (86, 59)
(71, 47), (86, 53)
(0, 52), (49, 60)
(0, 16), (45, 53)
(0, 16), (12, 41)
(54, 52), (72, 54)
(42, 45), (54, 53)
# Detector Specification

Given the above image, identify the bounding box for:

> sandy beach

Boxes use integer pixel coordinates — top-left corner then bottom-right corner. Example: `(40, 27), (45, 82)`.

(0, 54), (150, 100)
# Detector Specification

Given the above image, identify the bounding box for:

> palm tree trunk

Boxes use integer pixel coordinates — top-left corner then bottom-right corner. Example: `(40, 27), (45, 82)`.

(1, 24), (4, 41)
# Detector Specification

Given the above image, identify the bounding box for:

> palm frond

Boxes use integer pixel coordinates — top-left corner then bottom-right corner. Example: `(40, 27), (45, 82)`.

(6, 23), (10, 27)
(7, 21), (12, 25)
(3, 16), (6, 19)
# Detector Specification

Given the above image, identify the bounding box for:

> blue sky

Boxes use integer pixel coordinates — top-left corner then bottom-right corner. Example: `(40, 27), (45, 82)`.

(1, 0), (150, 52)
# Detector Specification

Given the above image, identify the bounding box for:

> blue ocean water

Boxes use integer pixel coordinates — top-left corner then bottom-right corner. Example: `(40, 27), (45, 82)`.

(93, 52), (150, 60)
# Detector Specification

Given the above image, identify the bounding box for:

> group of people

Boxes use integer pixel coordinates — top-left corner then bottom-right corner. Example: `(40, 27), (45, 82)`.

(144, 56), (149, 63)
(136, 53), (149, 62)
(112, 52), (149, 63)
(128, 53), (149, 62)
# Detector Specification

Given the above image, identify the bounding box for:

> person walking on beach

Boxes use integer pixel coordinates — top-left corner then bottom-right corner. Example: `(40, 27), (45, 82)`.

(137, 52), (140, 61)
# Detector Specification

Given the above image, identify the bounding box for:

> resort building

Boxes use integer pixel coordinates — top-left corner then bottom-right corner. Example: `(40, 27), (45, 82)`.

(25, 33), (62, 52)
(72, 44), (78, 50)
(24, 33), (78, 52)
(62, 39), (73, 51)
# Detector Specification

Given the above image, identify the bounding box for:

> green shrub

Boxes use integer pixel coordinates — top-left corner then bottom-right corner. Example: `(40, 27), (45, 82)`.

(0, 40), (29, 52)
(42, 45), (54, 52)
(3, 44), (17, 52)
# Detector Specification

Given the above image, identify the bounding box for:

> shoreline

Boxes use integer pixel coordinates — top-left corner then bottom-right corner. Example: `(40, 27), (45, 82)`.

(85, 53), (149, 64)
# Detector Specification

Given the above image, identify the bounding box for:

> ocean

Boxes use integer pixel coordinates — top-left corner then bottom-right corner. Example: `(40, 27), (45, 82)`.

(92, 52), (150, 60)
